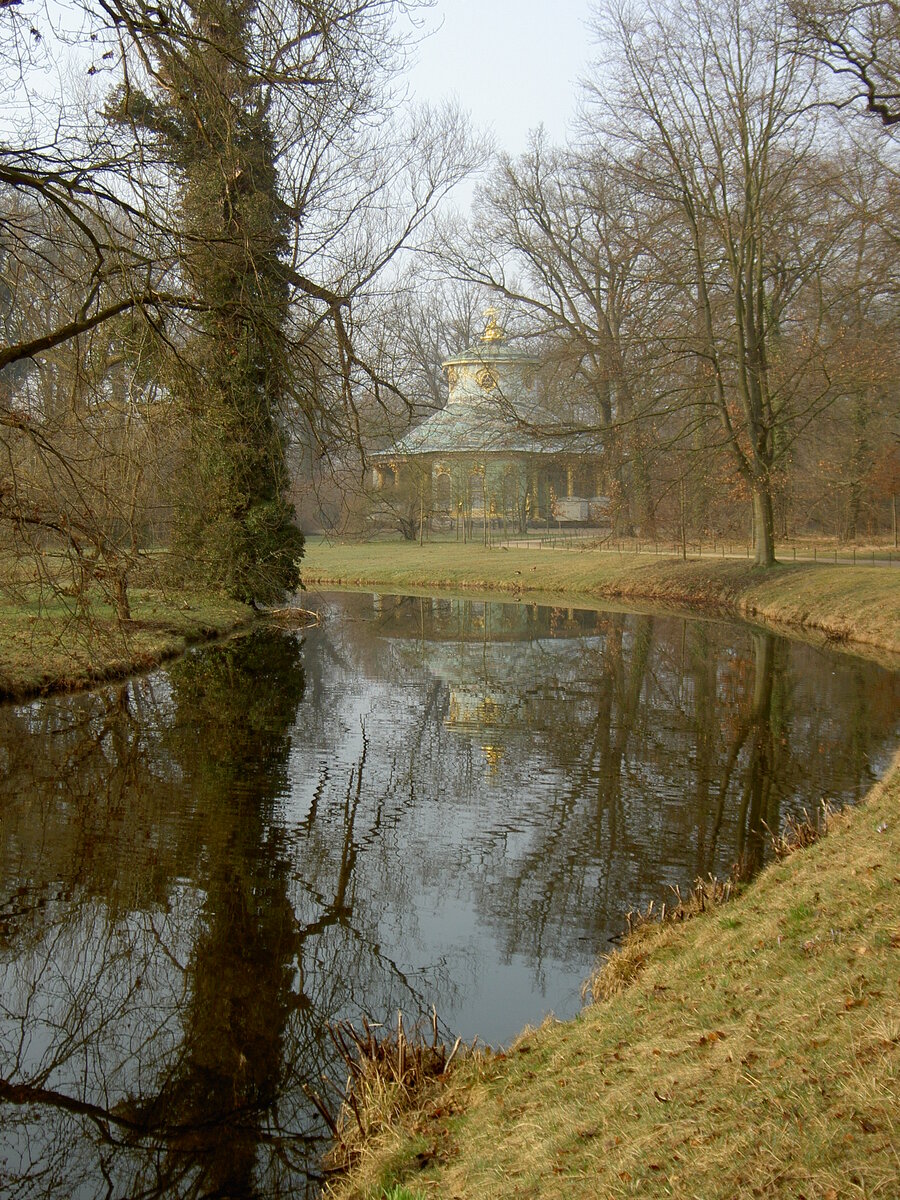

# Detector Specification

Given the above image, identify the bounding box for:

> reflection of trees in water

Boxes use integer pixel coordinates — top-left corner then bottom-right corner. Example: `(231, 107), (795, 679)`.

(0, 630), (429, 1199)
(459, 620), (890, 967)
(521, 624), (889, 966)
(116, 631), (310, 1197)
(0, 678), (185, 920)
(300, 594), (897, 980)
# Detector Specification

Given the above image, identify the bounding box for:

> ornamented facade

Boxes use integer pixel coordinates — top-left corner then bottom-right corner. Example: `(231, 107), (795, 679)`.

(372, 310), (607, 534)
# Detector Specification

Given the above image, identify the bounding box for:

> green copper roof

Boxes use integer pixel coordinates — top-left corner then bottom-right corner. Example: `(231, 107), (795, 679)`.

(385, 399), (548, 457)
(441, 340), (540, 367)
(373, 308), (601, 459)
(374, 397), (600, 458)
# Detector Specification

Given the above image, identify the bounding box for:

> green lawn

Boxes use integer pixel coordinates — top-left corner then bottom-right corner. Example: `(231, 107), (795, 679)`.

(4, 539), (895, 698)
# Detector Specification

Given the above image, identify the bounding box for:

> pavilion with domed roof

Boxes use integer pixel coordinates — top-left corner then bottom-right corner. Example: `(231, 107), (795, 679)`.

(371, 309), (607, 535)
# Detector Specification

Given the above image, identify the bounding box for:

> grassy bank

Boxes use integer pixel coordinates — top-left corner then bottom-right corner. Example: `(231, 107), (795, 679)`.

(301, 540), (900, 661)
(5, 540), (895, 699)
(326, 756), (900, 1200)
(0, 587), (254, 700)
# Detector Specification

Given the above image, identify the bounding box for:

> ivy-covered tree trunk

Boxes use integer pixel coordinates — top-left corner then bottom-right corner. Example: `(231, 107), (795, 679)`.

(124, 0), (303, 603)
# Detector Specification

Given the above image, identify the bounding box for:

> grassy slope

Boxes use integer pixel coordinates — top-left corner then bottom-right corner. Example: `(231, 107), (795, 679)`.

(301, 541), (900, 661)
(328, 757), (900, 1200)
(0, 588), (254, 699)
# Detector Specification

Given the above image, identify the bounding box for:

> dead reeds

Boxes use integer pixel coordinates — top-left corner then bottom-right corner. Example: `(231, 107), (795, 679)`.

(767, 801), (836, 859)
(315, 1009), (464, 1176)
(623, 864), (750, 936)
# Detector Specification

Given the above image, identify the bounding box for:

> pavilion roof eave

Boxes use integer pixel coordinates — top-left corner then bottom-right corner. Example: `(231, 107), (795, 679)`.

(370, 434), (603, 460)
(441, 343), (541, 369)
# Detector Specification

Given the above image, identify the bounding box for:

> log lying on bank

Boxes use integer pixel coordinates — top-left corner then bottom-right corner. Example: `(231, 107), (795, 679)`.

(262, 606), (321, 628)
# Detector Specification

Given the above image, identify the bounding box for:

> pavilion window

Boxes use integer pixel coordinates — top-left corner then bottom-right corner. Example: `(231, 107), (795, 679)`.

(433, 470), (452, 513)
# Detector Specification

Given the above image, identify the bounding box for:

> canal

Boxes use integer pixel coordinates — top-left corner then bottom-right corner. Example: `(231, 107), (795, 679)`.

(1, 591), (897, 1198)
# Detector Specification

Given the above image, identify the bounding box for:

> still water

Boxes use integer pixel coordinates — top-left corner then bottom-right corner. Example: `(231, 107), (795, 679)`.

(0, 591), (897, 1198)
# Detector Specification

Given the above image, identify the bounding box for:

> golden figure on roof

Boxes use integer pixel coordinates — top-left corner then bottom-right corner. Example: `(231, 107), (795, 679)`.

(481, 305), (505, 342)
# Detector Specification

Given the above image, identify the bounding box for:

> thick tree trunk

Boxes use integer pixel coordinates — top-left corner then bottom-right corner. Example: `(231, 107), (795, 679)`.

(630, 433), (655, 537)
(751, 480), (776, 567)
(114, 573), (131, 623)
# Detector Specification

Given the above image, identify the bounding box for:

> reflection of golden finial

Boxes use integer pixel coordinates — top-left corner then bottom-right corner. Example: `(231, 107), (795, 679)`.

(482, 305), (505, 342)
(482, 743), (505, 777)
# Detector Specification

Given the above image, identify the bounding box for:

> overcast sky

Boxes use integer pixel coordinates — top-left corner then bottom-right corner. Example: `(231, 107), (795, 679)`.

(403, 0), (596, 155)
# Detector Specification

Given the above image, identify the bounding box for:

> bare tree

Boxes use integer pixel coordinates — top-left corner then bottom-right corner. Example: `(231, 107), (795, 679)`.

(586, 0), (850, 564)
(449, 134), (685, 534)
(790, 0), (900, 127)
(790, 136), (900, 539)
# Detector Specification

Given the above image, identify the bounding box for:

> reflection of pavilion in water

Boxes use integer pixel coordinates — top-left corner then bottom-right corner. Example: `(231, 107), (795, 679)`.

(370, 593), (608, 774)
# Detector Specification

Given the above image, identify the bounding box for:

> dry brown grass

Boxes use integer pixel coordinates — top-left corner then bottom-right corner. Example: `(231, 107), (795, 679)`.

(588, 809), (841, 1007)
(585, 867), (751, 1004)
(585, 922), (672, 1002)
